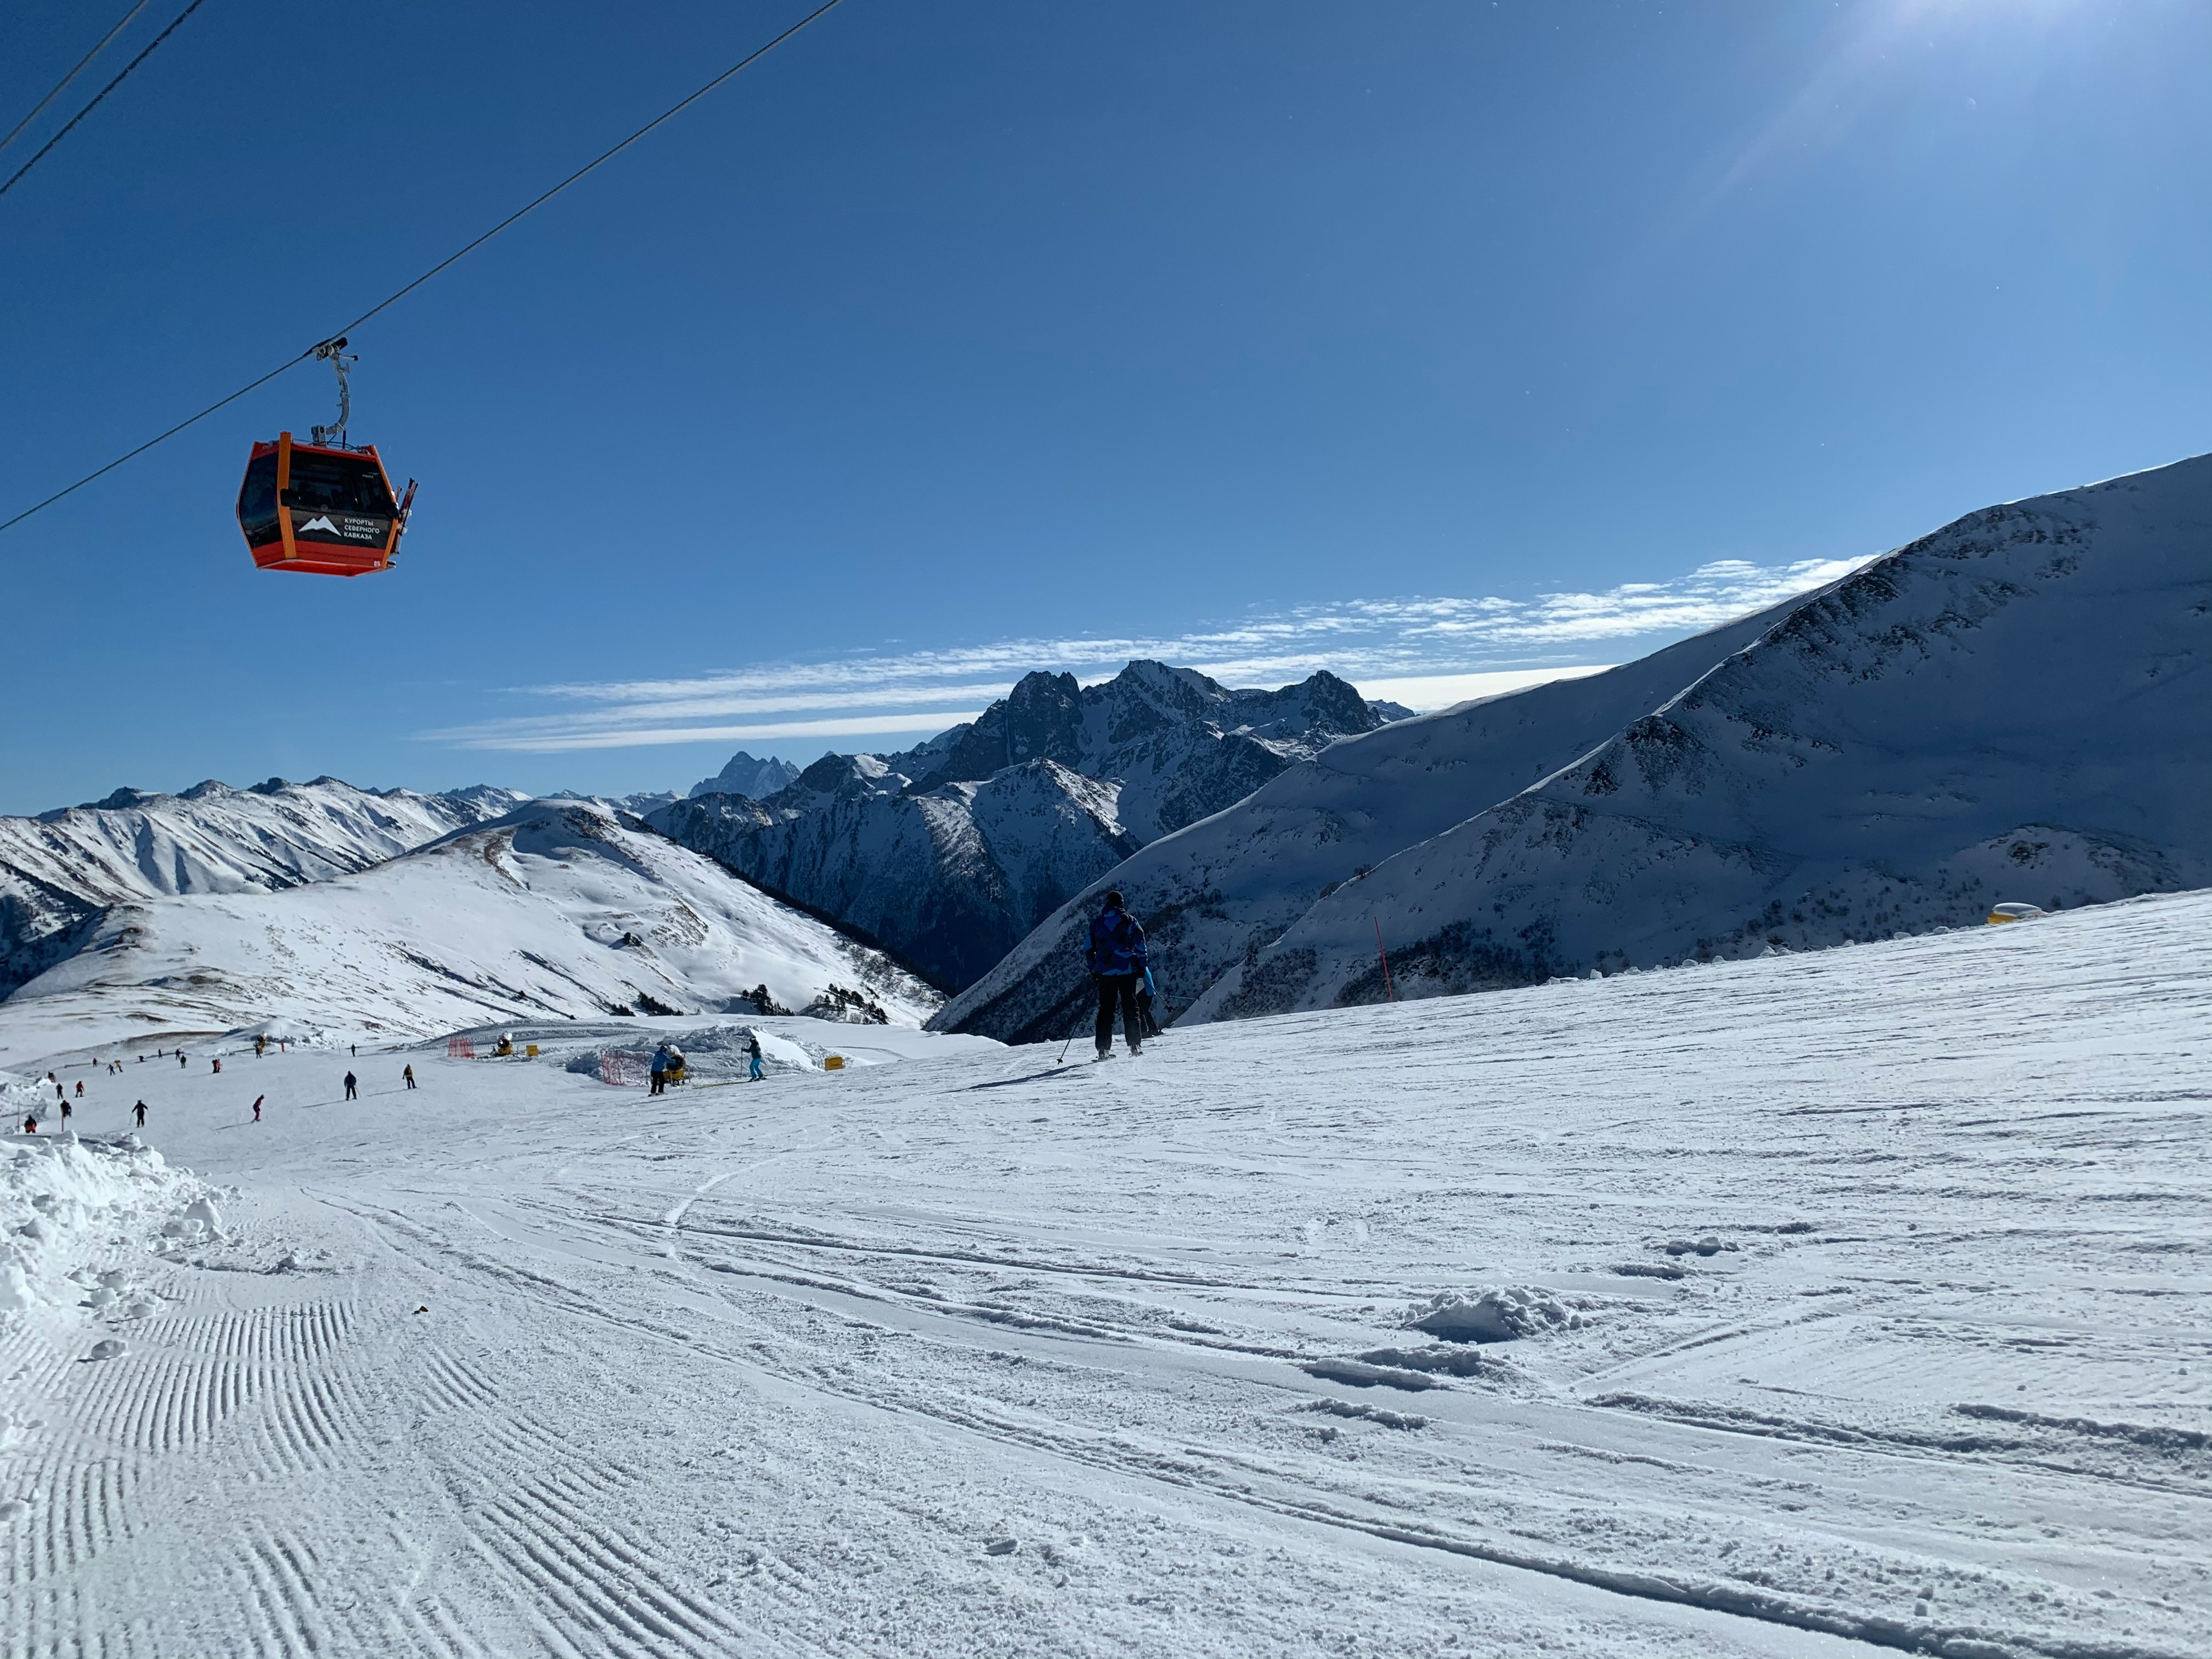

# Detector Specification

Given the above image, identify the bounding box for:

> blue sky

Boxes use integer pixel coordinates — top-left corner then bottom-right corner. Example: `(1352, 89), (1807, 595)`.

(1, 0), (2205, 813)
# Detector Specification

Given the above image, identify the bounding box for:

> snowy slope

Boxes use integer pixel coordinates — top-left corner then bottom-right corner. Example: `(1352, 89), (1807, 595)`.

(4, 885), (2204, 1657)
(0, 778), (529, 996)
(0, 800), (938, 1066)
(1192, 455), (2211, 1020)
(935, 605), (1802, 1041)
(657, 662), (1398, 990)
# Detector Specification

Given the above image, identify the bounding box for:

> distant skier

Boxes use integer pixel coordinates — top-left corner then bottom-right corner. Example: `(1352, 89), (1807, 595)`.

(1087, 890), (1149, 1060)
(343, 1071), (358, 1101)
(75, 1080), (84, 1097)
(59, 1097), (72, 1127)
(746, 1035), (764, 1082)
(403, 1064), (416, 1090)
(351, 1043), (357, 1057)
(651, 1045), (671, 1097)
(21, 1113), (35, 1135)
(178, 1051), (187, 1068)
(133, 1101), (148, 1127)
(211, 1058), (221, 1074)
(252, 1095), (263, 1123)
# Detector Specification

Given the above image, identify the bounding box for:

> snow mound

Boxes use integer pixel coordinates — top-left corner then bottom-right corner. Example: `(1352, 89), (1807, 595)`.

(1, 1135), (213, 1325)
(563, 1022), (815, 1082)
(1404, 1286), (1584, 1344)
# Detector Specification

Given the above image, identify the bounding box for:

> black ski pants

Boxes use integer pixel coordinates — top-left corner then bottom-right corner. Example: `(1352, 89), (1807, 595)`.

(1094, 973), (1141, 1050)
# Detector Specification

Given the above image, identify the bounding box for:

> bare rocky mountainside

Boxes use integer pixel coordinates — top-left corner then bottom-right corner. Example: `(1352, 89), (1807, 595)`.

(939, 454), (2211, 1041)
(650, 661), (1407, 990)
(0, 777), (529, 997)
(687, 750), (802, 799)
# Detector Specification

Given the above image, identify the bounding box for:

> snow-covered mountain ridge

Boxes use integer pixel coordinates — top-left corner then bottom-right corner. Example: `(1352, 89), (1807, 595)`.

(1206, 454), (2212, 1018)
(0, 799), (936, 1067)
(654, 662), (1403, 990)
(0, 777), (531, 998)
(941, 454), (2211, 1039)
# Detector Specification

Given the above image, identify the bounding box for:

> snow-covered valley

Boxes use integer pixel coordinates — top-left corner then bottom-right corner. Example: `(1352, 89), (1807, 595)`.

(3, 888), (2204, 1657)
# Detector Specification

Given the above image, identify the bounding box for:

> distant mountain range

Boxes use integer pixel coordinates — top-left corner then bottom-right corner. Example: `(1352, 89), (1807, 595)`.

(0, 777), (531, 998)
(648, 661), (1408, 990)
(938, 455), (2211, 1040)
(10, 456), (2203, 1058)
(0, 799), (936, 1067)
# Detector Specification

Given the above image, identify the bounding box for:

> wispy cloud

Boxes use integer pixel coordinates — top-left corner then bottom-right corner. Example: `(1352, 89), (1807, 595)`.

(427, 553), (1869, 754)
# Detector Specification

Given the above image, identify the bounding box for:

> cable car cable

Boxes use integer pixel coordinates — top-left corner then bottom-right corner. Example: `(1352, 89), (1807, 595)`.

(0, 0), (208, 204)
(0, 0), (155, 163)
(0, 0), (847, 539)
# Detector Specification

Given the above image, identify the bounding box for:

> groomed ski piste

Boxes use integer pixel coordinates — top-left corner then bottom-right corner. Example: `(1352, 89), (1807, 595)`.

(3, 891), (2206, 1658)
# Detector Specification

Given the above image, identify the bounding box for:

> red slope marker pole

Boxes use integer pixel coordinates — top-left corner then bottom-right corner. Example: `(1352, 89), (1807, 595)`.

(1375, 918), (1395, 1002)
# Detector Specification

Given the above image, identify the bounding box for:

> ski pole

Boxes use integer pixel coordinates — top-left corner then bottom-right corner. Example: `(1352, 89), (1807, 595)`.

(1058, 986), (1090, 1063)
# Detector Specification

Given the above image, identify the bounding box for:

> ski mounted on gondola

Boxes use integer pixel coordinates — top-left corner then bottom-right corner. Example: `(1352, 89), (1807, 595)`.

(234, 338), (416, 577)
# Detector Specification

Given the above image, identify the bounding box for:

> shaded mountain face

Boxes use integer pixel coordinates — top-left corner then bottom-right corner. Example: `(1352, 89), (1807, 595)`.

(650, 760), (1138, 993)
(0, 777), (531, 997)
(939, 455), (2212, 1041)
(688, 751), (802, 800)
(0, 800), (938, 1065)
(650, 662), (1400, 991)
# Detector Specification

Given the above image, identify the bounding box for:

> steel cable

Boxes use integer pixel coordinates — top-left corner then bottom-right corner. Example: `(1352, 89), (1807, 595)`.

(0, 0), (207, 203)
(0, 0), (155, 162)
(0, 0), (848, 538)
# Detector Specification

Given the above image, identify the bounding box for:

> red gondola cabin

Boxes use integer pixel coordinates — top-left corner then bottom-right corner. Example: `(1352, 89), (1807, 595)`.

(236, 432), (409, 576)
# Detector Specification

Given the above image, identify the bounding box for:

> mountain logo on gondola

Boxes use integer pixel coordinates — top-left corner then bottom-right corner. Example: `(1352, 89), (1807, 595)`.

(297, 515), (340, 535)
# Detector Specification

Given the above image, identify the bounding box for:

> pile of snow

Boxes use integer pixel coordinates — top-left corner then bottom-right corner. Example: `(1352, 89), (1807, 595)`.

(0, 800), (939, 1069)
(1404, 1286), (1585, 1344)
(0, 776), (528, 996)
(0, 1133), (215, 1328)
(561, 1022), (815, 1081)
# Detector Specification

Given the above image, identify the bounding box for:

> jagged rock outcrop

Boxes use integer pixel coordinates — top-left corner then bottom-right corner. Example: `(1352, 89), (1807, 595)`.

(688, 751), (802, 800)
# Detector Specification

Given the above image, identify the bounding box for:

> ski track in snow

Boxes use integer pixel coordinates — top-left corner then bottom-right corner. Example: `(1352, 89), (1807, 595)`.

(2, 890), (2207, 1657)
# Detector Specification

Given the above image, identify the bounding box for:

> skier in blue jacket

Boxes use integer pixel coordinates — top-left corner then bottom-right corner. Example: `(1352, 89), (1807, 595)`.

(1086, 891), (1149, 1060)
